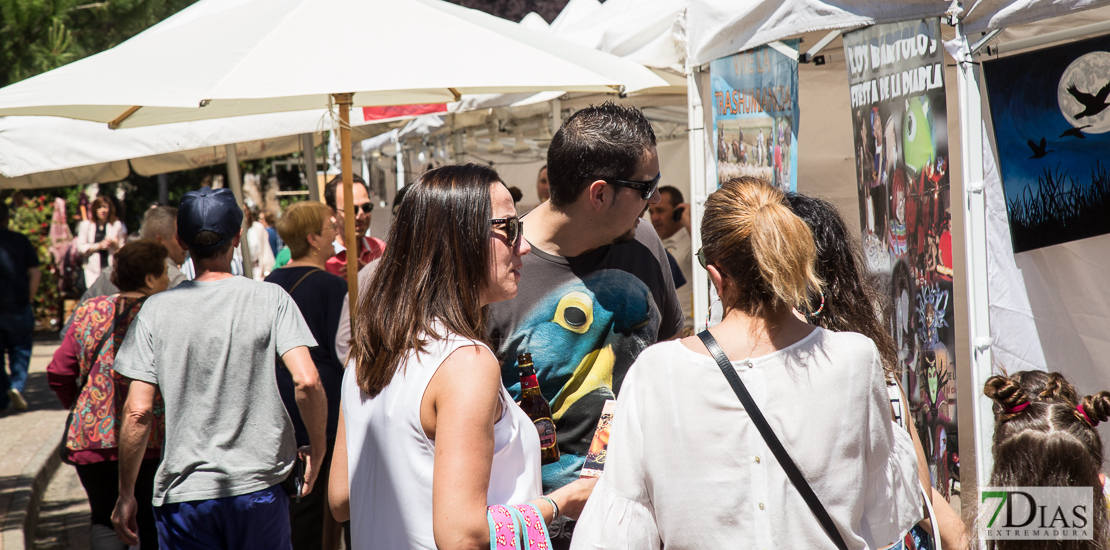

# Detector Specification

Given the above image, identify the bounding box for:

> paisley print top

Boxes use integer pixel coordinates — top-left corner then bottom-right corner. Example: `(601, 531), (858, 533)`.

(64, 295), (164, 457)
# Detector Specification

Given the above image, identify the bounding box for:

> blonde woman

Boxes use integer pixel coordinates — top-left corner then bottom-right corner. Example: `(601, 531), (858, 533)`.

(571, 177), (922, 549)
(265, 201), (348, 550)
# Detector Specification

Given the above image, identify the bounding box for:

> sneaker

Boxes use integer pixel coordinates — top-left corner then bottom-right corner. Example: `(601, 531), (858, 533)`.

(8, 389), (27, 411)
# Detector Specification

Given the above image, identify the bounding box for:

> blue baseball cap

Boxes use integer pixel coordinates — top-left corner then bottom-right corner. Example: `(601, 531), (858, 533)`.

(177, 187), (243, 252)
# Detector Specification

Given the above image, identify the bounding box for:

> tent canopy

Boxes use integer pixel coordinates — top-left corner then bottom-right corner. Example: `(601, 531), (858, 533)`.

(685, 0), (1110, 66)
(0, 0), (668, 128)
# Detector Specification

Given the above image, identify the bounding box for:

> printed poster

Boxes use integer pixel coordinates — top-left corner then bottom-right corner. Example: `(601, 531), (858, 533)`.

(983, 33), (1110, 253)
(710, 41), (800, 192)
(843, 19), (959, 502)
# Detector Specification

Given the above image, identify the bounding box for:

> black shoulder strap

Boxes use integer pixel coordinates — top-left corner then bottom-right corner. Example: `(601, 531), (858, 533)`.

(697, 330), (849, 550)
(284, 267), (324, 295)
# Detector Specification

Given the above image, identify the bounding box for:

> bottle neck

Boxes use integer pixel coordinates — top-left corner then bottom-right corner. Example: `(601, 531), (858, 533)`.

(520, 372), (541, 395)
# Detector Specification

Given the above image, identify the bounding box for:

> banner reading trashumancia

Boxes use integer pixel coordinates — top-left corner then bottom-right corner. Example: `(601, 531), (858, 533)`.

(711, 41), (799, 192)
(843, 19), (959, 504)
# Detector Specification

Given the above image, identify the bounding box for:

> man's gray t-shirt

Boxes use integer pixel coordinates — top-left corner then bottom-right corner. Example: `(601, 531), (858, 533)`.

(114, 276), (317, 506)
(487, 220), (683, 491)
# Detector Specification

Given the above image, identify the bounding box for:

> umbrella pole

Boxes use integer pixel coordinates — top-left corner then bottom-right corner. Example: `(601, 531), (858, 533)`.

(335, 93), (358, 324)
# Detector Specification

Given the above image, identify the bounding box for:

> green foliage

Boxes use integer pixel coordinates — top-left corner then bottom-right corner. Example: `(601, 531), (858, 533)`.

(4, 194), (62, 329)
(0, 0), (197, 87)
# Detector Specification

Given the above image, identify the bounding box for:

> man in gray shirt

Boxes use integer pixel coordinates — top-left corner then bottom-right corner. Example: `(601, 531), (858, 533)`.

(111, 187), (327, 549)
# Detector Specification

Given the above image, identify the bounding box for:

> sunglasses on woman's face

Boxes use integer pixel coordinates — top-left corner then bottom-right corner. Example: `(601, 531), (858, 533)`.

(490, 217), (523, 249)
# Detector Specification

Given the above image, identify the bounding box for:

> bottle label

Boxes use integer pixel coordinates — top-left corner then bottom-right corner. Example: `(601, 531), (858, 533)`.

(521, 374), (540, 391)
(534, 417), (557, 450)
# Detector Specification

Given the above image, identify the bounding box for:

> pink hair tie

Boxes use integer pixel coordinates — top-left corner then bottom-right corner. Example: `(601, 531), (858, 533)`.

(1078, 404), (1094, 426)
(1004, 402), (1029, 414)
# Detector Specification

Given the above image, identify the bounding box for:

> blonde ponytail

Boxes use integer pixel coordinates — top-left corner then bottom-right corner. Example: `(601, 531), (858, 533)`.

(701, 177), (822, 319)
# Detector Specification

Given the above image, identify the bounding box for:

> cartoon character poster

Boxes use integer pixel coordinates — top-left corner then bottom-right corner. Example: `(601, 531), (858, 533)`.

(983, 34), (1110, 253)
(843, 19), (959, 502)
(710, 41), (800, 191)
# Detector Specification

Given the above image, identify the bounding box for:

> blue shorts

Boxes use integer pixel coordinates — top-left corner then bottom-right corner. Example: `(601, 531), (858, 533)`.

(153, 484), (291, 550)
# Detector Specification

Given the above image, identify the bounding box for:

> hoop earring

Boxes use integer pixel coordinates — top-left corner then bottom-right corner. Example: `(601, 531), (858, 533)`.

(807, 290), (826, 319)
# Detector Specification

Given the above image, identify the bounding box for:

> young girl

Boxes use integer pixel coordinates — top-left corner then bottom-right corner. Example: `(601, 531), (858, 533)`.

(983, 371), (1110, 549)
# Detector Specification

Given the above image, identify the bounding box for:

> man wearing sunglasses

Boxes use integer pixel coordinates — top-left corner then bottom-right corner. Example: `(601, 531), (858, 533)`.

(487, 102), (683, 549)
(275, 174), (387, 275)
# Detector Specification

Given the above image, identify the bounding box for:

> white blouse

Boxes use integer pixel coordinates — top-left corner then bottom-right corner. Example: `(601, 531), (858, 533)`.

(571, 329), (922, 550)
(342, 331), (543, 550)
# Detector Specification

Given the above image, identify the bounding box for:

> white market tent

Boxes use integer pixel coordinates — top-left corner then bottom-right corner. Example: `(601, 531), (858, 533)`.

(681, 0), (1110, 521)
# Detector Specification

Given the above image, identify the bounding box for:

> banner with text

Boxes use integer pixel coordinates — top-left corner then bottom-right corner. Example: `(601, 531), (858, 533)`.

(710, 41), (799, 191)
(843, 18), (959, 503)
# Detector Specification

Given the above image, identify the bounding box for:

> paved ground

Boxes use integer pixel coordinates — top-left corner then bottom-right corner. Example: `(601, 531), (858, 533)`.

(0, 336), (90, 550)
(31, 465), (87, 550)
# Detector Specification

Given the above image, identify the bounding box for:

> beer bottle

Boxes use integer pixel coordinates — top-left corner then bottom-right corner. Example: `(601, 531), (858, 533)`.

(517, 353), (559, 465)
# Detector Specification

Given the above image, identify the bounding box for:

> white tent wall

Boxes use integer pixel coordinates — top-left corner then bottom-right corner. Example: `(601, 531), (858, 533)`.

(975, 3), (1110, 456)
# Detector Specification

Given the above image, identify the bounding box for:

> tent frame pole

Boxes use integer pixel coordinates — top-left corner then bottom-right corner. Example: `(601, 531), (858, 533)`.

(302, 133), (321, 203)
(335, 93), (359, 324)
(226, 143), (253, 280)
(686, 65), (709, 329)
(954, 30), (995, 520)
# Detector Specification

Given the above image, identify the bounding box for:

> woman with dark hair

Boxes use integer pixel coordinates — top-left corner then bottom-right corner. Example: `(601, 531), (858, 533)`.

(983, 372), (1110, 550)
(328, 164), (595, 550)
(572, 177), (921, 549)
(76, 196), (128, 287)
(48, 240), (170, 550)
(784, 192), (967, 550)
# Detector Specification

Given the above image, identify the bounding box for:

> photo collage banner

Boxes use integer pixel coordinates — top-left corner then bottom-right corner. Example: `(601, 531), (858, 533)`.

(710, 41), (800, 192)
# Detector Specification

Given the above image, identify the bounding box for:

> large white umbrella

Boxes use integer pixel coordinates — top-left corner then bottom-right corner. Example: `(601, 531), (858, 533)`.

(0, 0), (655, 127)
(0, 0), (660, 317)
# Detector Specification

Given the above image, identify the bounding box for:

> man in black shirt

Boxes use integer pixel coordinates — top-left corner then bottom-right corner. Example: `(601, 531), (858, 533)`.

(0, 201), (41, 411)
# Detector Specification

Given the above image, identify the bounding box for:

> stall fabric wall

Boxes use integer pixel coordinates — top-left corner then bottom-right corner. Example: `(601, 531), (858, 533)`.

(979, 4), (1110, 447)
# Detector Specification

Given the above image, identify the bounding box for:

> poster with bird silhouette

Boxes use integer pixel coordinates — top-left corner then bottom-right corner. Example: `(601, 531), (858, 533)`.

(983, 34), (1110, 253)
(843, 19), (959, 504)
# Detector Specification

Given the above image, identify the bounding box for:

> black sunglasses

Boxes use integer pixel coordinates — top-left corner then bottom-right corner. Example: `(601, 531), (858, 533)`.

(491, 217), (523, 249)
(338, 203), (374, 215)
(595, 173), (662, 200)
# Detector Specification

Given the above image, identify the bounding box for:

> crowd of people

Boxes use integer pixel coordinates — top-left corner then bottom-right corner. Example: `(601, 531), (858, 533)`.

(0, 101), (1102, 550)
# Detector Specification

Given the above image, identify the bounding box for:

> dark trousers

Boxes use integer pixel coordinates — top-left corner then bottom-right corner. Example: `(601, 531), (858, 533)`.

(0, 304), (33, 408)
(287, 440), (350, 550)
(153, 484), (291, 550)
(75, 458), (161, 550)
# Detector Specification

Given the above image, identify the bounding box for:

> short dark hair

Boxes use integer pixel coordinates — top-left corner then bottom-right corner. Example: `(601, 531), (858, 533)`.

(324, 174), (371, 210)
(188, 230), (234, 261)
(546, 102), (656, 207)
(659, 186), (683, 207)
(110, 240), (168, 292)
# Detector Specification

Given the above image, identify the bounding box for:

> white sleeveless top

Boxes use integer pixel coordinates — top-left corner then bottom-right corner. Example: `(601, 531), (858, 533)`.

(342, 331), (543, 550)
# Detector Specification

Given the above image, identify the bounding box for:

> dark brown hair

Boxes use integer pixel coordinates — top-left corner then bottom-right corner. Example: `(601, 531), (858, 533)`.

(983, 372), (1110, 550)
(350, 164), (499, 396)
(91, 196), (118, 224)
(546, 101), (656, 207)
(785, 192), (898, 380)
(701, 177), (821, 320)
(110, 240), (168, 292)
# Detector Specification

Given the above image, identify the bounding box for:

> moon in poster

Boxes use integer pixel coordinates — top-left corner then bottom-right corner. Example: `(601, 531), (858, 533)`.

(1058, 51), (1110, 133)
